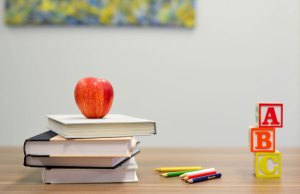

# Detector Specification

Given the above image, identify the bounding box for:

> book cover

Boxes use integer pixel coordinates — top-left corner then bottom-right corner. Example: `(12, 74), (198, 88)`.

(42, 157), (139, 184)
(24, 131), (138, 157)
(46, 114), (156, 138)
(24, 149), (140, 169)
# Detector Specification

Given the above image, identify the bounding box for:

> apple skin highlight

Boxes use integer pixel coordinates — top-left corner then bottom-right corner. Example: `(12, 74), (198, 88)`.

(74, 77), (114, 118)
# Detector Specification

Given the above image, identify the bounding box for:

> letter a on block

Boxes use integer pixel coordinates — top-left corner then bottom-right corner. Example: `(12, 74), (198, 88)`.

(250, 127), (275, 152)
(257, 103), (283, 128)
(254, 151), (282, 178)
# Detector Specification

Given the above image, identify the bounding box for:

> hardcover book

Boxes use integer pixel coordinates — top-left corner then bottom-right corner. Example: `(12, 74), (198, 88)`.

(42, 157), (138, 184)
(47, 114), (156, 138)
(24, 149), (140, 169)
(24, 131), (138, 157)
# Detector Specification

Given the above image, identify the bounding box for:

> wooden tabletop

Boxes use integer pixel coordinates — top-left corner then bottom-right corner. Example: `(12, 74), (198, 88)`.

(0, 147), (299, 194)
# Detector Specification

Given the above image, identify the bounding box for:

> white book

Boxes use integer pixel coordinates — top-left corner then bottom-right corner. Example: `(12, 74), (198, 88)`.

(42, 157), (138, 184)
(47, 114), (156, 139)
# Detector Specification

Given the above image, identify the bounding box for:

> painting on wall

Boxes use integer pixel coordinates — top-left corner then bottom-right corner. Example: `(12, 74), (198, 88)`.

(5, 0), (195, 28)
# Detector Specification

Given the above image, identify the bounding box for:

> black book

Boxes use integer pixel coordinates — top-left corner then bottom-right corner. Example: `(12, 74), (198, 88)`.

(24, 131), (140, 168)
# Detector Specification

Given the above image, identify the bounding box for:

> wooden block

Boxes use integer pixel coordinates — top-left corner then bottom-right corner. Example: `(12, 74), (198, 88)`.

(254, 150), (282, 178)
(257, 103), (283, 128)
(250, 127), (276, 152)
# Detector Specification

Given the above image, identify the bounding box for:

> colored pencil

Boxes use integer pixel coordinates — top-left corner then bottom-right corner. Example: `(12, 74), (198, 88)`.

(180, 168), (216, 178)
(186, 173), (222, 184)
(182, 170), (217, 180)
(161, 170), (197, 177)
(155, 166), (202, 172)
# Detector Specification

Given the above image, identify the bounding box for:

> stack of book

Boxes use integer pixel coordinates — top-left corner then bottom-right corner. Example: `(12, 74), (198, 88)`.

(23, 114), (156, 183)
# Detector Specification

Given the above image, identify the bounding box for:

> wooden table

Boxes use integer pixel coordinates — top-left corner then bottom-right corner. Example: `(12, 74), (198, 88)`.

(0, 147), (299, 194)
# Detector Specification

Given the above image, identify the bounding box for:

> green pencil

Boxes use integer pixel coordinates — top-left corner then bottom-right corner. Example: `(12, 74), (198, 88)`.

(161, 170), (197, 177)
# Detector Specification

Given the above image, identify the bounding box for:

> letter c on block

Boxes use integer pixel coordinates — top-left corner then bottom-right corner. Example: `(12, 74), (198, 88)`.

(259, 155), (278, 174)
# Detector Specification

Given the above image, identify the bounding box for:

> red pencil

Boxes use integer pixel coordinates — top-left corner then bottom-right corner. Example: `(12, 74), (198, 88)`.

(182, 170), (217, 180)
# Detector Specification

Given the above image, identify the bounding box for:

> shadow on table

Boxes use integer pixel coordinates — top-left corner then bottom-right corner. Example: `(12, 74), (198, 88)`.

(0, 169), (42, 193)
(17, 169), (43, 183)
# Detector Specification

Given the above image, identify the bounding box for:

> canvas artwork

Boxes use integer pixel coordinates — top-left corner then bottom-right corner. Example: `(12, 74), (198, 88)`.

(5, 0), (195, 28)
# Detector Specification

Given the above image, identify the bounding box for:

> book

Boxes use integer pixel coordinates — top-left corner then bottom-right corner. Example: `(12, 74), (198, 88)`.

(42, 157), (138, 184)
(24, 131), (137, 157)
(24, 149), (140, 169)
(46, 114), (156, 138)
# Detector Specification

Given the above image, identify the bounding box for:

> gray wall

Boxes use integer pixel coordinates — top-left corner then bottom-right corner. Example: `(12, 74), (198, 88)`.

(0, 0), (299, 147)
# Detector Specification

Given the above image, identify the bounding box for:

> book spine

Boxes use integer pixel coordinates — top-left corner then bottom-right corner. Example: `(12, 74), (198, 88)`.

(23, 130), (57, 167)
(23, 140), (28, 156)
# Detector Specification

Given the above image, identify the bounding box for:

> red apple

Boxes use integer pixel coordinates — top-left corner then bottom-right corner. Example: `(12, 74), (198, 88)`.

(74, 77), (114, 118)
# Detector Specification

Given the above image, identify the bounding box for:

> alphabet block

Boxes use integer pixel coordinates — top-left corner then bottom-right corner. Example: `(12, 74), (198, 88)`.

(250, 127), (275, 152)
(257, 103), (283, 128)
(254, 150), (281, 178)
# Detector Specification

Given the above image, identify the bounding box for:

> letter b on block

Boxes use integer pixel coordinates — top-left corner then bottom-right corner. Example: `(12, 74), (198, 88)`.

(254, 151), (282, 178)
(250, 127), (275, 152)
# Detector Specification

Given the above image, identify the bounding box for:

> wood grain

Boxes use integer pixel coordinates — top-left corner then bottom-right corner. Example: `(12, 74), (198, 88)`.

(0, 147), (299, 194)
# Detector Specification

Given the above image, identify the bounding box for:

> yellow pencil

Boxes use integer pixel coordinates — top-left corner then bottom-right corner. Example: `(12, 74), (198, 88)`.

(155, 166), (202, 172)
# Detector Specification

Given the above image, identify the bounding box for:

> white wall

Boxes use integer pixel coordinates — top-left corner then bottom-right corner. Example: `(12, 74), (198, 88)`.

(0, 0), (299, 147)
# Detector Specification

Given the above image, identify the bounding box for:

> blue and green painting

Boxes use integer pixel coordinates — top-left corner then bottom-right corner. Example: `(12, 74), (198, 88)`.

(5, 0), (195, 28)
